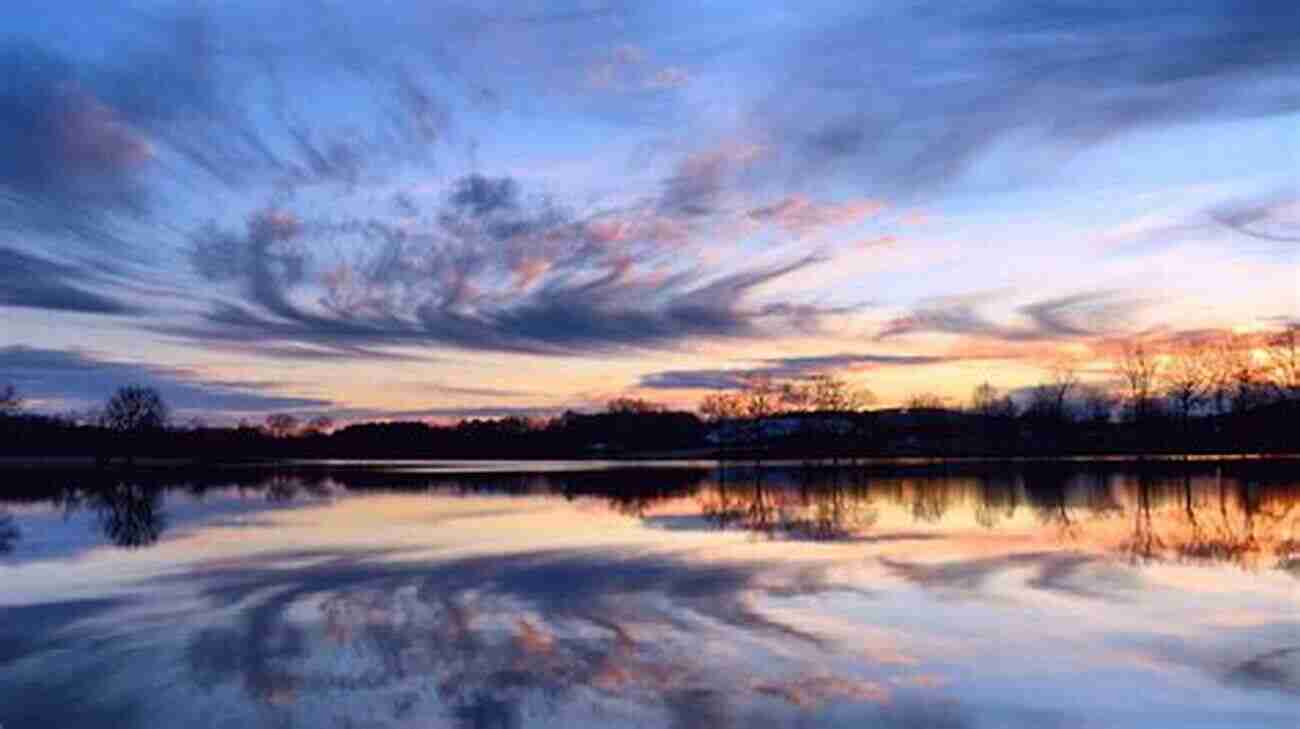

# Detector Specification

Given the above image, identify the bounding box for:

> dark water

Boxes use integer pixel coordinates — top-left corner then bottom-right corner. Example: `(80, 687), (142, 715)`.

(1, 460), (1298, 728)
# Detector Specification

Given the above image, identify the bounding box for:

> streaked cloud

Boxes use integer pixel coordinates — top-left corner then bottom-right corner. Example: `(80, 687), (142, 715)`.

(0, 248), (138, 315)
(877, 291), (1151, 343)
(762, 1), (1300, 189)
(176, 171), (846, 357)
(0, 346), (330, 416)
(1211, 192), (1300, 245)
(640, 352), (953, 390)
(0, 0), (1296, 414)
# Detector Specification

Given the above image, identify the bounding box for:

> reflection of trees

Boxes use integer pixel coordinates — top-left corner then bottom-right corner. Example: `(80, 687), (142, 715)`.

(1175, 473), (1262, 566)
(95, 482), (166, 548)
(1279, 540), (1299, 576)
(973, 476), (1019, 530)
(746, 473), (777, 534)
(803, 482), (879, 540)
(263, 475), (306, 502)
(704, 471), (780, 536)
(7, 463), (1296, 571)
(681, 464), (1300, 567)
(565, 470), (709, 518)
(1082, 473), (1124, 520)
(1122, 475), (1165, 564)
(0, 510), (18, 553)
(908, 478), (951, 524)
(260, 475), (337, 503)
(1113, 468), (1300, 571)
(700, 479), (746, 530)
(1024, 466), (1080, 541)
(699, 474), (880, 541)
(788, 471), (879, 540)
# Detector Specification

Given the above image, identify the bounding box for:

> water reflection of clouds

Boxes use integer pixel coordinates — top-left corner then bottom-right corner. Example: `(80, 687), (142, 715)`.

(3, 463), (1300, 728)
(169, 547), (868, 728)
(7, 463), (1299, 573)
(1105, 624), (1300, 703)
(0, 481), (339, 564)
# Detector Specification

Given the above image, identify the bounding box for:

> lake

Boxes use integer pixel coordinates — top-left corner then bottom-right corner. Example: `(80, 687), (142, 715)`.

(2, 459), (1298, 728)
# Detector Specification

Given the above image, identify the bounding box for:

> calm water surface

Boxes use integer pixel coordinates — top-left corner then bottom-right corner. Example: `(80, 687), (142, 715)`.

(2, 460), (1298, 728)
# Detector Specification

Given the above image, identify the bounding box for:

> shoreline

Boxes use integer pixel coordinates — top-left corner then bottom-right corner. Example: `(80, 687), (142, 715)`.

(2, 452), (1297, 472)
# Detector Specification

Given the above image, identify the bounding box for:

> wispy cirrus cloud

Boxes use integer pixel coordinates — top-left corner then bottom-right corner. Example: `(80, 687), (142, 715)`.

(658, 142), (767, 218)
(0, 248), (138, 315)
(1211, 192), (1300, 245)
(176, 171), (848, 358)
(640, 352), (953, 390)
(0, 346), (331, 416)
(2, 0), (1297, 416)
(877, 290), (1150, 343)
(747, 195), (884, 237)
(760, 1), (1300, 190)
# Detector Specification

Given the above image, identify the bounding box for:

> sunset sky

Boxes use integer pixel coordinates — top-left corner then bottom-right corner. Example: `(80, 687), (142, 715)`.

(2, 0), (1297, 423)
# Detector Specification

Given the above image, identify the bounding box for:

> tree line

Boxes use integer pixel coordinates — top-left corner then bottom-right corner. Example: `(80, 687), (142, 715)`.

(696, 327), (1300, 457)
(0, 388), (709, 461)
(4, 460), (1297, 571)
(1, 327), (1297, 461)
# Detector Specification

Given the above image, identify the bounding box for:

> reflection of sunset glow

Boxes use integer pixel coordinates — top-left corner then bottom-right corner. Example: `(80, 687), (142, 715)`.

(2, 463), (1299, 727)
(642, 471), (1300, 576)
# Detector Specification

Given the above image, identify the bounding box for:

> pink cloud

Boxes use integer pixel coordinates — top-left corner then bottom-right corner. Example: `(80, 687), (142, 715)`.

(248, 209), (303, 242)
(753, 675), (892, 708)
(53, 84), (152, 175)
(587, 218), (635, 244)
(587, 213), (692, 248)
(749, 195), (885, 236)
(512, 257), (552, 289)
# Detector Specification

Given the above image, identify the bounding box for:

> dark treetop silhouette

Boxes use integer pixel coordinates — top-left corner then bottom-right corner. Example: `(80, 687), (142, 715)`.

(3, 329), (1300, 464)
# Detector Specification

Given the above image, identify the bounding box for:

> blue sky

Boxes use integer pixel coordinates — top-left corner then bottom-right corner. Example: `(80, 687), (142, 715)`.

(1, 0), (1297, 422)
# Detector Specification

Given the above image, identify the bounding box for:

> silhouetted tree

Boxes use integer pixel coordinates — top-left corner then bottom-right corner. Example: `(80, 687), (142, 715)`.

(968, 382), (1017, 454)
(304, 415), (336, 436)
(699, 392), (743, 422)
(786, 374), (874, 462)
(1021, 365), (1080, 452)
(1078, 385), (1116, 425)
(739, 375), (784, 463)
(699, 391), (744, 457)
(905, 392), (946, 410)
(781, 374), (867, 414)
(1118, 342), (1161, 426)
(1206, 334), (1258, 416)
(1025, 364), (1080, 423)
(807, 373), (873, 413)
(1162, 344), (1211, 445)
(1265, 324), (1300, 400)
(0, 384), (22, 417)
(100, 386), (168, 463)
(777, 380), (811, 410)
(264, 413), (301, 438)
(606, 397), (665, 414)
(970, 382), (1015, 419)
(740, 375), (782, 421)
(102, 386), (169, 432)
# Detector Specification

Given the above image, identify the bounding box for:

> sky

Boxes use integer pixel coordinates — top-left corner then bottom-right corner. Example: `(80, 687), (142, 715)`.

(1, 0), (1297, 423)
